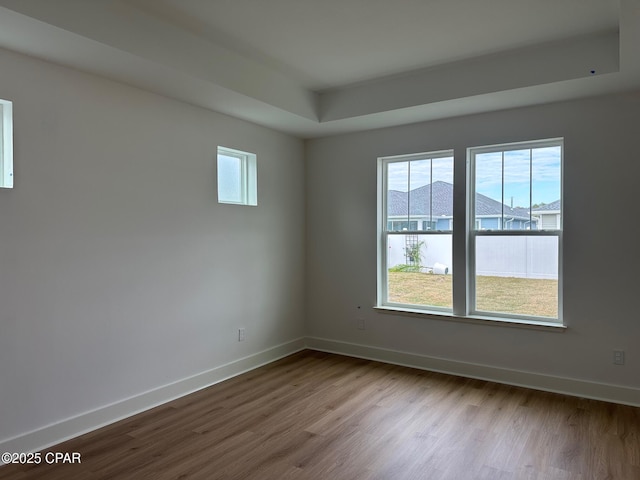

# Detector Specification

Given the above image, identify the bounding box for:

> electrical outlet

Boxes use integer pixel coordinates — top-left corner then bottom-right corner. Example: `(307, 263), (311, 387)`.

(238, 328), (245, 342)
(613, 350), (625, 365)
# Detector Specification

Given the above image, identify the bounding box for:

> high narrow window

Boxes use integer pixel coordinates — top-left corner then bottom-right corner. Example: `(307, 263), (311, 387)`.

(0, 99), (13, 188)
(217, 146), (257, 206)
(378, 150), (454, 311)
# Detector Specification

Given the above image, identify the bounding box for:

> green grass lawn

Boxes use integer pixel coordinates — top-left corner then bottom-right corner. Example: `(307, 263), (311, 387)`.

(388, 271), (558, 318)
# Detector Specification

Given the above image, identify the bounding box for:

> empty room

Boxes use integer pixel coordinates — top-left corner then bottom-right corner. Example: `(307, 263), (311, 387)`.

(0, 1), (639, 479)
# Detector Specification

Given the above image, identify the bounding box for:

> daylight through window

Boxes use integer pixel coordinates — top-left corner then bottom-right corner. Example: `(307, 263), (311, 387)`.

(378, 138), (563, 325)
(0, 99), (13, 188)
(470, 139), (562, 321)
(379, 150), (454, 311)
(217, 146), (257, 206)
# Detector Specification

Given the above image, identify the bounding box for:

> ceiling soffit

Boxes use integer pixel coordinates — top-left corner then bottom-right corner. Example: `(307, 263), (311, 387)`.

(0, 0), (636, 138)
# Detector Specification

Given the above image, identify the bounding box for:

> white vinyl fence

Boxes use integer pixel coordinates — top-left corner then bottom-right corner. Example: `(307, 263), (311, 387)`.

(387, 235), (558, 279)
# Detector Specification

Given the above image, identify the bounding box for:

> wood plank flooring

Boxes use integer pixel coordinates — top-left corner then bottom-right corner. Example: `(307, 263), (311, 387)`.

(1, 350), (639, 479)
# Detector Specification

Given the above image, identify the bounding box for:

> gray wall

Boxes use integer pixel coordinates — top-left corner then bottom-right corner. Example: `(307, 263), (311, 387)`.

(1, 41), (639, 449)
(306, 92), (640, 390)
(0, 47), (305, 443)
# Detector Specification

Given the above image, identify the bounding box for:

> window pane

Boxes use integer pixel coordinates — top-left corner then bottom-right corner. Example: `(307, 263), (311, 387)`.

(387, 161), (409, 230)
(532, 146), (562, 230)
(503, 149), (531, 229)
(0, 99), (13, 189)
(387, 156), (454, 232)
(431, 157), (454, 230)
(475, 235), (558, 318)
(475, 151), (503, 229)
(218, 154), (242, 203)
(408, 159), (430, 228)
(386, 233), (452, 309)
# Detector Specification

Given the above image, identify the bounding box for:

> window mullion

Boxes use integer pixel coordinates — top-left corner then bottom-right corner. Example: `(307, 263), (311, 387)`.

(452, 148), (468, 316)
(406, 161), (411, 227)
(501, 151), (505, 229)
(429, 159), (433, 229)
(529, 148), (533, 227)
(469, 151), (476, 317)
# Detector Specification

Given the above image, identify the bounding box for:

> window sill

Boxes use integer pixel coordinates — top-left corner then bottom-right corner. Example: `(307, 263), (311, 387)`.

(374, 306), (566, 332)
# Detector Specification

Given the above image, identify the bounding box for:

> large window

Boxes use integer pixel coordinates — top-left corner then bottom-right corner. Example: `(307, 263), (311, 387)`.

(217, 146), (257, 206)
(378, 150), (454, 311)
(377, 138), (563, 325)
(0, 99), (13, 189)
(470, 139), (562, 321)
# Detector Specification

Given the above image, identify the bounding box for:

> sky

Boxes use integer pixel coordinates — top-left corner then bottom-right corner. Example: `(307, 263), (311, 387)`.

(218, 153), (243, 202)
(387, 156), (453, 191)
(387, 146), (561, 208)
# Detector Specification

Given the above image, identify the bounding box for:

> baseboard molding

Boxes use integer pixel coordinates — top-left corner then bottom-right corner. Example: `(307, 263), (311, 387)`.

(4, 335), (638, 457)
(305, 337), (640, 408)
(0, 338), (306, 455)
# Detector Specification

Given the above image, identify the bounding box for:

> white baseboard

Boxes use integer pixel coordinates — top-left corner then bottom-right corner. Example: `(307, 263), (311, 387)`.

(305, 337), (640, 408)
(3, 335), (637, 458)
(0, 338), (306, 456)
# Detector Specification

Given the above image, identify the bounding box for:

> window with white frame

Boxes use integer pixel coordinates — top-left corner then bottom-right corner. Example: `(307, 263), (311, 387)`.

(378, 150), (454, 311)
(0, 99), (13, 188)
(217, 146), (257, 206)
(377, 138), (563, 325)
(470, 138), (562, 321)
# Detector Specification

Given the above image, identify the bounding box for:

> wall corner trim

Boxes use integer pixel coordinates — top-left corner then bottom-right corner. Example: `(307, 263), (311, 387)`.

(0, 338), (306, 456)
(305, 337), (640, 408)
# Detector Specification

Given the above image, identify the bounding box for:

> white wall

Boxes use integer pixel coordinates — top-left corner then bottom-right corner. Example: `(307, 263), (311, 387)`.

(0, 47), (305, 446)
(306, 92), (640, 392)
(1, 41), (639, 452)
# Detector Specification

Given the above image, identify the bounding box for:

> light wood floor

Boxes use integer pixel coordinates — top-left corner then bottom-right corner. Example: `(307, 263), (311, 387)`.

(1, 350), (639, 480)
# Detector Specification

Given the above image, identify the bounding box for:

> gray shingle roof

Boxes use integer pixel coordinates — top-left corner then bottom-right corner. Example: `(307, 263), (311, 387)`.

(532, 200), (561, 212)
(388, 181), (532, 219)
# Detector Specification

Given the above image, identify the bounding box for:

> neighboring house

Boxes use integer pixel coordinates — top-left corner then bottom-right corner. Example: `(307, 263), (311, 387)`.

(388, 181), (537, 231)
(532, 200), (561, 230)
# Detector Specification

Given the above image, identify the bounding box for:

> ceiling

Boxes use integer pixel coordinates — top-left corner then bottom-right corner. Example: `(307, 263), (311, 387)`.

(126, 0), (620, 91)
(0, 0), (637, 138)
